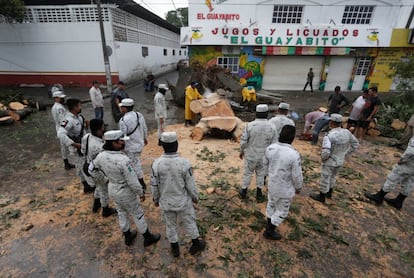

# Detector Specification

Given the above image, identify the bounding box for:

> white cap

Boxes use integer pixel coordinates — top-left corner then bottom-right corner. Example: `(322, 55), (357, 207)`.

(104, 130), (130, 141)
(52, 91), (66, 98)
(318, 107), (328, 113)
(160, 131), (177, 143)
(329, 113), (343, 123)
(158, 84), (169, 90)
(119, 98), (134, 107)
(278, 102), (290, 110)
(256, 104), (268, 113)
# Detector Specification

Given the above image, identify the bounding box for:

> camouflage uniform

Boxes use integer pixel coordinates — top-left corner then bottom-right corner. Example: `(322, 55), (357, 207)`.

(57, 112), (87, 181)
(119, 111), (148, 179)
(382, 136), (414, 195)
(51, 102), (69, 161)
(240, 119), (276, 190)
(319, 127), (359, 193)
(91, 150), (148, 234)
(81, 134), (109, 206)
(151, 153), (200, 243)
(264, 142), (303, 226)
(154, 91), (167, 139)
(269, 115), (295, 142)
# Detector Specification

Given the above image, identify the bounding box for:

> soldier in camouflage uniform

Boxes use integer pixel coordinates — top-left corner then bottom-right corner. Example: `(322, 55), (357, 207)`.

(239, 104), (276, 202)
(269, 102), (295, 142)
(151, 132), (206, 257)
(310, 114), (359, 203)
(264, 125), (303, 240)
(119, 98), (148, 191)
(90, 130), (160, 247)
(82, 119), (116, 217)
(365, 136), (414, 210)
(51, 90), (74, 170)
(57, 98), (94, 193)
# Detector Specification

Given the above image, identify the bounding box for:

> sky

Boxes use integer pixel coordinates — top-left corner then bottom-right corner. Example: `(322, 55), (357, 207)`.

(134, 0), (189, 19)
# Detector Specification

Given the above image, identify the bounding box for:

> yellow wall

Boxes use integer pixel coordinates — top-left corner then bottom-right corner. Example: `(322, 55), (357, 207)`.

(390, 29), (413, 47)
(369, 48), (414, 92)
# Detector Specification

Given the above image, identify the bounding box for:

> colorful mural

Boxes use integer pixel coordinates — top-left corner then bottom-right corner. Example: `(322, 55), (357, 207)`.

(189, 45), (223, 67)
(238, 46), (264, 90)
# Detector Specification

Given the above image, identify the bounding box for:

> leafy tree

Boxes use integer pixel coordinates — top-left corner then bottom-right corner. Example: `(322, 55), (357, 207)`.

(378, 55), (414, 138)
(165, 7), (188, 27)
(0, 0), (26, 23)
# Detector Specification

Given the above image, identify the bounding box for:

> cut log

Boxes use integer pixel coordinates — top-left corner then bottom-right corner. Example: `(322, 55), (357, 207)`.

(191, 116), (245, 141)
(391, 119), (406, 130)
(0, 103), (6, 110)
(0, 116), (14, 126)
(191, 122), (209, 141)
(190, 94), (235, 117)
(9, 101), (25, 111)
(232, 118), (246, 142)
(367, 129), (381, 136)
(8, 108), (32, 121)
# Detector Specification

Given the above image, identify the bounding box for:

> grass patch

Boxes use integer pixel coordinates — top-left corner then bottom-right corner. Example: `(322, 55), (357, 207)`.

(196, 146), (226, 162)
(339, 166), (364, 180)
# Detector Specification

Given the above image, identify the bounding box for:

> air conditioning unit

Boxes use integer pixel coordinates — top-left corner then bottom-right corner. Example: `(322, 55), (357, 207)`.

(408, 29), (414, 44)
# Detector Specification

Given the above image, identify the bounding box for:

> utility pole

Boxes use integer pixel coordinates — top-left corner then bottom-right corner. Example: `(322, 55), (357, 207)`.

(96, 0), (112, 93)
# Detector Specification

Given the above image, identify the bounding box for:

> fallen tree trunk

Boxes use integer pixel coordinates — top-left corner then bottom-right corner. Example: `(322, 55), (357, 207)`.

(190, 94), (235, 117)
(8, 108), (32, 121)
(191, 116), (245, 142)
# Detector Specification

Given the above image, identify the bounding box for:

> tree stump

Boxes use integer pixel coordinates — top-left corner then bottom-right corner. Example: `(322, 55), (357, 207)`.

(191, 116), (245, 141)
(9, 102), (25, 111)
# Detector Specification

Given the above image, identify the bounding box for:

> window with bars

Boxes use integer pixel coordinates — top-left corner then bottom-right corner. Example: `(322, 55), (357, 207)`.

(355, 57), (371, 75)
(217, 57), (239, 73)
(272, 5), (303, 24)
(342, 6), (374, 24)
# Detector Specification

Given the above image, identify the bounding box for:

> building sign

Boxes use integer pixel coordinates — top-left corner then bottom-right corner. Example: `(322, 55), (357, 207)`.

(180, 26), (391, 47)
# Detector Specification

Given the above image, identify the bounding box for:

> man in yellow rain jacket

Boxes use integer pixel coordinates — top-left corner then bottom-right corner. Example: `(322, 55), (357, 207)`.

(185, 81), (203, 127)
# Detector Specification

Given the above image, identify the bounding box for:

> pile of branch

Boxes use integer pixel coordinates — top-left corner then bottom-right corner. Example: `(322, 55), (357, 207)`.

(0, 93), (45, 126)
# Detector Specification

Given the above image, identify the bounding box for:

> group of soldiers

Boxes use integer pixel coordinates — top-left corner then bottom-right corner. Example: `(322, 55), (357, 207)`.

(50, 83), (205, 257)
(238, 97), (413, 239)
(50, 81), (413, 256)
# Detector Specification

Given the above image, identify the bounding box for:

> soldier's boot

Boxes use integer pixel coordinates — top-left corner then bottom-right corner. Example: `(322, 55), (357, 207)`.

(310, 192), (326, 203)
(384, 193), (407, 210)
(123, 229), (137, 246)
(92, 198), (101, 213)
(263, 218), (282, 240)
(138, 178), (147, 192)
(82, 181), (94, 193)
(256, 188), (265, 203)
(189, 238), (206, 255)
(158, 139), (162, 146)
(64, 159), (75, 170)
(239, 188), (247, 199)
(171, 242), (180, 257)
(143, 229), (161, 247)
(364, 189), (387, 205)
(326, 188), (333, 199)
(102, 206), (117, 217)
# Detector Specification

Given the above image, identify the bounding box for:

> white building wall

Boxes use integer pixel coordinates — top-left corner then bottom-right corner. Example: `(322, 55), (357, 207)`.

(0, 4), (184, 86)
(0, 22), (117, 73)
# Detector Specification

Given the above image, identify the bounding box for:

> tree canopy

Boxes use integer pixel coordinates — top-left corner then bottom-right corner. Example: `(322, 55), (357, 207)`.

(0, 0), (26, 23)
(165, 7), (188, 27)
